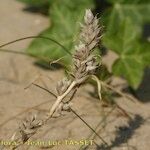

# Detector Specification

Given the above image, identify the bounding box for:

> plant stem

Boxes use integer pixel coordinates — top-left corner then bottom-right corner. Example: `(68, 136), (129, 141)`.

(71, 108), (108, 146)
(49, 81), (77, 116)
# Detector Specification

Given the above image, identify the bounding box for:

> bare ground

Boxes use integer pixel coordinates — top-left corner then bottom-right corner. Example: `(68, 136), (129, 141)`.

(0, 0), (150, 150)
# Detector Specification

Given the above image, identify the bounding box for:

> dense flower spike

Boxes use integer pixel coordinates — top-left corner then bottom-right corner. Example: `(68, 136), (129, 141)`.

(9, 114), (43, 150)
(16, 114), (42, 144)
(49, 9), (102, 117)
(73, 9), (102, 82)
(81, 9), (101, 49)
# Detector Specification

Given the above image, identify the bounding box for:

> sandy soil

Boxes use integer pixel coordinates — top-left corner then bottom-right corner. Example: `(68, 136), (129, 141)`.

(0, 0), (150, 150)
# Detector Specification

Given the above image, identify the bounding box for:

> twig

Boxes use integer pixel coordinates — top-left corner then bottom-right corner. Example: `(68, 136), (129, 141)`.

(33, 83), (57, 98)
(0, 36), (71, 55)
(79, 105), (116, 150)
(70, 108), (108, 146)
(24, 74), (53, 90)
(49, 81), (77, 116)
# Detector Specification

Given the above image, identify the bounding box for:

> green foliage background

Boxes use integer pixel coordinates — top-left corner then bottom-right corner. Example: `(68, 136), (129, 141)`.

(18, 0), (150, 89)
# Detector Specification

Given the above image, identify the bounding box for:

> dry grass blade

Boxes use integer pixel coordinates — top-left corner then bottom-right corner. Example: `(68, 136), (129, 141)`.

(0, 36), (71, 55)
(90, 75), (102, 100)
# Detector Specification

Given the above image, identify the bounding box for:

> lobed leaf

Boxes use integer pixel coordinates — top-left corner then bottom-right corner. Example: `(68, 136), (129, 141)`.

(104, 18), (150, 88)
(102, 0), (150, 37)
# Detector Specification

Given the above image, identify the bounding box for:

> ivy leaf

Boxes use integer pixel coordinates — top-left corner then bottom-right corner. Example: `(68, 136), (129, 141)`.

(103, 0), (150, 37)
(26, 0), (94, 65)
(102, 0), (150, 89)
(104, 18), (150, 89)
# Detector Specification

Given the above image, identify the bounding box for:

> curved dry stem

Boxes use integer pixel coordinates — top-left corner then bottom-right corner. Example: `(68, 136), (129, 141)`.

(0, 48), (59, 64)
(0, 48), (29, 56)
(0, 36), (71, 56)
(90, 75), (102, 100)
(33, 83), (57, 98)
(71, 108), (108, 146)
(49, 56), (70, 70)
(79, 105), (116, 150)
(24, 74), (54, 90)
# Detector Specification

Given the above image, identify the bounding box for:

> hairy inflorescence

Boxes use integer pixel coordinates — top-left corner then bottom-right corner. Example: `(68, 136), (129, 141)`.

(49, 9), (102, 117)
(73, 9), (102, 82)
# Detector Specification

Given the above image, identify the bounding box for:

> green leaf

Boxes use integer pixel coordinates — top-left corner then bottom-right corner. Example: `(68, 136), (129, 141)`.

(112, 58), (144, 89)
(102, 0), (150, 88)
(102, 1), (150, 37)
(104, 18), (150, 89)
(27, 0), (94, 65)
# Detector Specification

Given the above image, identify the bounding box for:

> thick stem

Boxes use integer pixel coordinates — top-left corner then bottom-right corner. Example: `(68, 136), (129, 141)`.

(49, 81), (77, 117)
